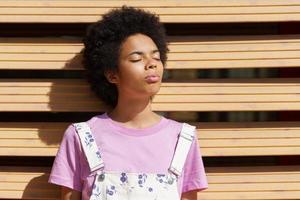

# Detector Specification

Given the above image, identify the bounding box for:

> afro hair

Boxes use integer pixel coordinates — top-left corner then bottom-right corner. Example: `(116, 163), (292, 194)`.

(82, 6), (169, 109)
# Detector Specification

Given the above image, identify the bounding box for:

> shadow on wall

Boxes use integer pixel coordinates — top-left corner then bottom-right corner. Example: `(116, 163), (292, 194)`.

(22, 173), (60, 199)
(6, 166), (59, 199)
(22, 42), (106, 198)
(37, 46), (106, 145)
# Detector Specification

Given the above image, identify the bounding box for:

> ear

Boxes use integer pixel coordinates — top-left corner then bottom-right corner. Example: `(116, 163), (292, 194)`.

(104, 71), (119, 84)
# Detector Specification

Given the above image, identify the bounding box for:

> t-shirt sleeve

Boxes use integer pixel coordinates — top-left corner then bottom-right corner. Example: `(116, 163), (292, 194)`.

(48, 124), (83, 191)
(181, 128), (208, 193)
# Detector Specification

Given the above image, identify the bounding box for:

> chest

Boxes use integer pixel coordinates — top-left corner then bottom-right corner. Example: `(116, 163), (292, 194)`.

(84, 170), (181, 200)
(90, 131), (178, 172)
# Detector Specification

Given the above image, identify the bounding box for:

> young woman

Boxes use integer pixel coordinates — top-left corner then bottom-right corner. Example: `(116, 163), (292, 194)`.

(48, 6), (208, 200)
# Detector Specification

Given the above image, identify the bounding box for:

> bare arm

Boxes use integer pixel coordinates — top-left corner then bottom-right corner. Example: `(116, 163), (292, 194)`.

(61, 186), (81, 200)
(181, 190), (198, 200)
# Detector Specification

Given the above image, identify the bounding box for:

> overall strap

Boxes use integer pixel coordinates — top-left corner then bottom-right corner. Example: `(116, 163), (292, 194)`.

(73, 122), (104, 172)
(168, 122), (196, 177)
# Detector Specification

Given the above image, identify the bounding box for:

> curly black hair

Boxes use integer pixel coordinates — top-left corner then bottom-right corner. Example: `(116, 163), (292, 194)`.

(82, 6), (168, 109)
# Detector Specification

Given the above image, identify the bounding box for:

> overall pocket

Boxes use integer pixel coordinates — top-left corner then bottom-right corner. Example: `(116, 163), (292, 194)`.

(105, 172), (158, 200)
(156, 183), (180, 200)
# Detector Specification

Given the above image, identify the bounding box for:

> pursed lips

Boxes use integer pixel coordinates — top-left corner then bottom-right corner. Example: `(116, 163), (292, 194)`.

(145, 75), (160, 83)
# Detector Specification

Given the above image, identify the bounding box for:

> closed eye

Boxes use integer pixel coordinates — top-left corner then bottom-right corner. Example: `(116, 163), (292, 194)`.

(130, 59), (141, 63)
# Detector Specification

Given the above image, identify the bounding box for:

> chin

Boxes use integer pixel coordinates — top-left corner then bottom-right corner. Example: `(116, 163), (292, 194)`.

(149, 87), (160, 94)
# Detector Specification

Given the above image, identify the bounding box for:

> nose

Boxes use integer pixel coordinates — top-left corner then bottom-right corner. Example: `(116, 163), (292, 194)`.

(145, 58), (157, 70)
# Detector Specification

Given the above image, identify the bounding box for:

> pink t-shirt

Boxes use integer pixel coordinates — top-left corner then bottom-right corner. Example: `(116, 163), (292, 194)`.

(48, 112), (208, 199)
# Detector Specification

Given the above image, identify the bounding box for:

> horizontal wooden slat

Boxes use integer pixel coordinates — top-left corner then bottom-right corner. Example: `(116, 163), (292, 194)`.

(1, 165), (299, 199)
(2, 35), (300, 69)
(0, 78), (300, 112)
(199, 165), (300, 199)
(196, 121), (300, 156)
(0, 166), (59, 199)
(0, 122), (67, 156)
(1, 0), (300, 23)
(1, 121), (299, 157)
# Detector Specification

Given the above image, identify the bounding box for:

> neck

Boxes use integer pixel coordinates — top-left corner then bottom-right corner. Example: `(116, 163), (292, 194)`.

(106, 95), (161, 129)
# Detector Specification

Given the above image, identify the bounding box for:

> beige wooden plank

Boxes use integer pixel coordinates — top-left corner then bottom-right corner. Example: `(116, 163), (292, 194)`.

(196, 119), (300, 156)
(3, 59), (300, 70)
(1, 13), (299, 24)
(200, 138), (300, 147)
(2, 51), (300, 61)
(1, 78), (300, 87)
(199, 166), (300, 199)
(0, 148), (59, 156)
(203, 147), (300, 156)
(151, 103), (300, 111)
(2, 94), (300, 103)
(0, 78), (300, 112)
(2, 35), (300, 69)
(155, 94), (300, 102)
(2, 40), (300, 53)
(169, 35), (300, 44)
(1, 6), (300, 15)
(0, 192), (59, 200)
(5, 138), (300, 148)
(1, 165), (300, 199)
(0, 182), (58, 191)
(1, 0), (300, 7)
(167, 51), (300, 60)
(198, 165), (300, 173)
(206, 182), (300, 191)
(2, 85), (300, 94)
(1, 102), (300, 112)
(1, 121), (300, 156)
(0, 140), (59, 147)
(1, 122), (300, 139)
(3, 59), (300, 69)
(3, 146), (300, 157)
(0, 62), (81, 70)
(5, 36), (299, 48)
(1, 0), (300, 23)
(0, 166), (59, 199)
(4, 34), (300, 44)
(199, 130), (300, 139)
(206, 173), (300, 182)
(198, 192), (300, 199)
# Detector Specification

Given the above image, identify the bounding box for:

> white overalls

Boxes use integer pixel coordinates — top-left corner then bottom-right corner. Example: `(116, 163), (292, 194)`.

(73, 122), (196, 200)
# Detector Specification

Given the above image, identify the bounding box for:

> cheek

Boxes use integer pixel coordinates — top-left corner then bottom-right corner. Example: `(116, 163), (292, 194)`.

(118, 63), (145, 83)
(123, 61), (144, 73)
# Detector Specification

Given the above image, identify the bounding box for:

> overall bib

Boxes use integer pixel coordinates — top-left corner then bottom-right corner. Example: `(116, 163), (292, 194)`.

(73, 122), (196, 200)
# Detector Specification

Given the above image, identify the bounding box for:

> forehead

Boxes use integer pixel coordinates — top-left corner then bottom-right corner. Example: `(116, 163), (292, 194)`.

(120, 34), (158, 54)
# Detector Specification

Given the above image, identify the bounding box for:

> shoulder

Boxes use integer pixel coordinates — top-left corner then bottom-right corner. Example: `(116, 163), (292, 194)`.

(62, 114), (102, 141)
(62, 123), (77, 141)
(165, 117), (196, 135)
(164, 116), (181, 127)
(70, 113), (104, 131)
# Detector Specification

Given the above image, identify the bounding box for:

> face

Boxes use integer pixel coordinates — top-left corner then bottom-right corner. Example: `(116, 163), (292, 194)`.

(106, 33), (164, 99)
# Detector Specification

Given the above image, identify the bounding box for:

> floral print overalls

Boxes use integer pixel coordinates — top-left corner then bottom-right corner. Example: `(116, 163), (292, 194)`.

(73, 122), (196, 200)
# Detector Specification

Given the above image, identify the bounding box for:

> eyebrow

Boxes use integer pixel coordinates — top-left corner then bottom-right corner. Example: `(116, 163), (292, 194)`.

(127, 49), (160, 57)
